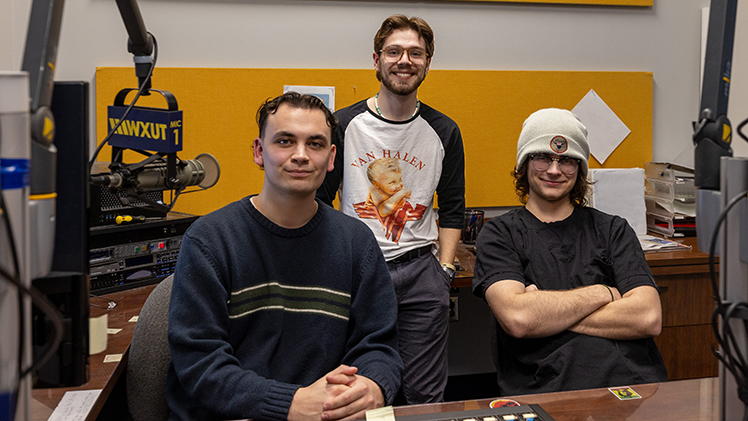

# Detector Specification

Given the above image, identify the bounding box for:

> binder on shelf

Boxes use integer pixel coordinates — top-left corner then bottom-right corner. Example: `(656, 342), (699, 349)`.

(644, 162), (695, 237)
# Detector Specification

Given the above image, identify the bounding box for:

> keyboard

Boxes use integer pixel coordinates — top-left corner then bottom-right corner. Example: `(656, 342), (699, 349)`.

(395, 404), (554, 421)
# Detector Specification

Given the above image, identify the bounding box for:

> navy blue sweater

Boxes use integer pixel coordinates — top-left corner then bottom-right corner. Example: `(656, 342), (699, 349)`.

(166, 197), (402, 421)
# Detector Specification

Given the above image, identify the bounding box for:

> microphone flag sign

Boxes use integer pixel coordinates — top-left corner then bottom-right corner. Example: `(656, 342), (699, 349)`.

(107, 105), (183, 153)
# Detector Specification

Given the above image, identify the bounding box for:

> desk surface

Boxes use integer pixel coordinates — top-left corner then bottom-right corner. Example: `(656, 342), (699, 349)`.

(31, 237), (716, 420)
(395, 377), (719, 421)
(32, 285), (722, 421)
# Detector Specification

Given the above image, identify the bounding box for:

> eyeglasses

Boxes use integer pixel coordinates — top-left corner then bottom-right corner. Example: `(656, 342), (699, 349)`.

(379, 46), (429, 64)
(529, 154), (580, 174)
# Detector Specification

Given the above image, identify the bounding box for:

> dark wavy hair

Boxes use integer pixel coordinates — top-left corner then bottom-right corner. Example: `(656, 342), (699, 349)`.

(512, 161), (591, 207)
(256, 91), (338, 139)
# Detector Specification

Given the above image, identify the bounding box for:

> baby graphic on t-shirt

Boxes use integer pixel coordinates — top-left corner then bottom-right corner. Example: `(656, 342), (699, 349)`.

(352, 157), (426, 244)
(367, 158), (411, 217)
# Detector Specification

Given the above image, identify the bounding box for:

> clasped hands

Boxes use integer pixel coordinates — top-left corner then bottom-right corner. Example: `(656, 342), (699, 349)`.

(288, 365), (384, 421)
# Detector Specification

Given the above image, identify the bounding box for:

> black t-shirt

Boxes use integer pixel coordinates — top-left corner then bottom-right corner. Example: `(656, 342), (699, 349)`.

(473, 206), (668, 395)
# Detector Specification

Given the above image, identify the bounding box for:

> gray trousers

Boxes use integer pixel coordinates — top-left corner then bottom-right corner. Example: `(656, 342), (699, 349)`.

(387, 252), (451, 404)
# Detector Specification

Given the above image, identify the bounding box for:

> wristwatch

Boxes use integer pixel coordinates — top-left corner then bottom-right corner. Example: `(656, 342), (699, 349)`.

(441, 263), (456, 282)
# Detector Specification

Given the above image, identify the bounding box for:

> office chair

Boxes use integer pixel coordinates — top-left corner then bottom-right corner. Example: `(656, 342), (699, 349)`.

(127, 274), (174, 421)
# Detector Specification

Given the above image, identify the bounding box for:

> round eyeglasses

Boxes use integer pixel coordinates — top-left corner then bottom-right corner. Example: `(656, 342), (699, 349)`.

(529, 154), (580, 174)
(379, 46), (429, 64)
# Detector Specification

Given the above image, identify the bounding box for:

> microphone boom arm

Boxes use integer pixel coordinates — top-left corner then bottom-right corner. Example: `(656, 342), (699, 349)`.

(114, 0), (154, 92)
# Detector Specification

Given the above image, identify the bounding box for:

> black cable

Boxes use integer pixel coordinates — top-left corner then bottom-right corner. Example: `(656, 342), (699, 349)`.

(0, 264), (64, 379)
(88, 33), (158, 176)
(708, 189), (748, 300)
(718, 301), (748, 383)
(0, 188), (26, 382)
(0, 190), (64, 381)
(737, 117), (748, 144)
(708, 188), (748, 414)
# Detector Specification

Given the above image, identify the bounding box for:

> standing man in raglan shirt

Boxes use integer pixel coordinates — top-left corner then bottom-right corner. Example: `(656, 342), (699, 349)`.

(317, 15), (466, 404)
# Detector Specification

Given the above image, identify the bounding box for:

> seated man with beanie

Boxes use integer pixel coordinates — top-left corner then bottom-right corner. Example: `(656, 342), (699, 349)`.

(473, 108), (667, 395)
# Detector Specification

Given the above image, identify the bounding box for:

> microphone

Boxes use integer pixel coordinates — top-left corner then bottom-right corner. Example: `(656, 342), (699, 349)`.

(90, 153), (220, 192)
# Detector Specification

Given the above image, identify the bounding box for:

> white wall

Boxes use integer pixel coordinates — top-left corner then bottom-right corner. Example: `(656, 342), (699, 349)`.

(2, 0), (31, 71)
(4, 0), (722, 166)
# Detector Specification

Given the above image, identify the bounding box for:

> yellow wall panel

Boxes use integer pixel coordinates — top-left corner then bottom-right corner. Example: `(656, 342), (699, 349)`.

(96, 67), (651, 215)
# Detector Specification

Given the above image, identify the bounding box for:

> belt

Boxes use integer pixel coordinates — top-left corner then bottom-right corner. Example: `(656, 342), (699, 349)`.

(390, 245), (433, 264)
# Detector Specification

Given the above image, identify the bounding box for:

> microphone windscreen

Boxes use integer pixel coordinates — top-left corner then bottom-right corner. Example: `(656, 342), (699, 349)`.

(194, 153), (220, 189)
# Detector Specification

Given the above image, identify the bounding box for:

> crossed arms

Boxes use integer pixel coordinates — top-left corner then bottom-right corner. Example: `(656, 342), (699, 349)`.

(484, 280), (662, 340)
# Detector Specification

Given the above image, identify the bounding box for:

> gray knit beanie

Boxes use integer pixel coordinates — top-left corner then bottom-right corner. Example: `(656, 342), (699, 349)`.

(516, 108), (590, 175)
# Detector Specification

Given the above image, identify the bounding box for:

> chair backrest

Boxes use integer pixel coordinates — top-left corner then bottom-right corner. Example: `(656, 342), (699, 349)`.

(127, 275), (174, 421)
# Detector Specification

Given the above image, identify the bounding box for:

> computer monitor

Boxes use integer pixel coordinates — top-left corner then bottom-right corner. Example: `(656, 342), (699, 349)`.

(32, 82), (90, 387)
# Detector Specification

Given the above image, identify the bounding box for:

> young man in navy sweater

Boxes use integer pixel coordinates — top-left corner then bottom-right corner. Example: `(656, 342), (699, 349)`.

(166, 92), (403, 421)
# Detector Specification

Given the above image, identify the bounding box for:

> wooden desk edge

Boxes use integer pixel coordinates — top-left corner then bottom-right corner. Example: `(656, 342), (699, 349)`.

(393, 377), (719, 420)
(31, 284), (157, 421)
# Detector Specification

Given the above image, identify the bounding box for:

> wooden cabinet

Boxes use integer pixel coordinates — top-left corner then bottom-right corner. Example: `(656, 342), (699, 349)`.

(647, 237), (719, 380)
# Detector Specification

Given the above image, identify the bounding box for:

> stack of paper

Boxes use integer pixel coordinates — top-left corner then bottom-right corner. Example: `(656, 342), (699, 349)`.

(638, 235), (692, 252)
(589, 168), (647, 236)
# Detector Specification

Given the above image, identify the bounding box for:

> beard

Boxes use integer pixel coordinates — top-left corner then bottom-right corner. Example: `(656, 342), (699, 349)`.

(376, 65), (427, 96)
